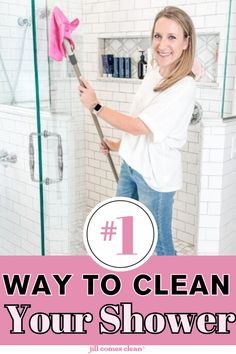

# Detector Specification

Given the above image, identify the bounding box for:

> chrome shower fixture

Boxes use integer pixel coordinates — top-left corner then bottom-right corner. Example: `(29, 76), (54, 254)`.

(37, 8), (50, 19)
(191, 101), (203, 125)
(0, 150), (17, 167)
(17, 17), (31, 27)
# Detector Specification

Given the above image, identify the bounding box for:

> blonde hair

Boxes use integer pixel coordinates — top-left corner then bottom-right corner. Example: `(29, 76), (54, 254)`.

(151, 6), (196, 92)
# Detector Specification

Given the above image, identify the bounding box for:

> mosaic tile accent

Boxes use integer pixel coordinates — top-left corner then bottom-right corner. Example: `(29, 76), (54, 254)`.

(99, 33), (220, 83)
(101, 37), (151, 78)
(196, 33), (219, 84)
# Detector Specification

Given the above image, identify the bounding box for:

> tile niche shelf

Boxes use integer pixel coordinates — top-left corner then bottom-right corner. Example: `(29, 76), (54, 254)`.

(98, 33), (220, 85)
(98, 36), (150, 82)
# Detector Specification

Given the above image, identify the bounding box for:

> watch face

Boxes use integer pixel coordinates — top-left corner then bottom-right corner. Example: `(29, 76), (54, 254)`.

(94, 103), (102, 111)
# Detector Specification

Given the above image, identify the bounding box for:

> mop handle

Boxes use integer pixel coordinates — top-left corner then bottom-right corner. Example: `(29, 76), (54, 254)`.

(63, 40), (119, 183)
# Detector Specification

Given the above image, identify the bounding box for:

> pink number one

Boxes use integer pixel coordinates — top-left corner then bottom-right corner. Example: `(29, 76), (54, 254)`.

(117, 216), (136, 255)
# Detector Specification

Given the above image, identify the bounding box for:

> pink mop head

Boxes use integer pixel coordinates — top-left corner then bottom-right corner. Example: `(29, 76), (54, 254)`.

(49, 6), (79, 61)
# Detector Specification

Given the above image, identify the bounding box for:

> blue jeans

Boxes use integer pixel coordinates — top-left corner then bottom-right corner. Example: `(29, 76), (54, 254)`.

(116, 161), (176, 256)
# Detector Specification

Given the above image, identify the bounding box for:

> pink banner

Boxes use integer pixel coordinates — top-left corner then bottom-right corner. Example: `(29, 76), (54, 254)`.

(0, 256), (236, 345)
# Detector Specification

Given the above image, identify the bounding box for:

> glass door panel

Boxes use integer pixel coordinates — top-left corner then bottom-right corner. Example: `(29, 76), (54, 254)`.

(0, 0), (42, 255)
(222, 0), (236, 118)
(33, 0), (86, 255)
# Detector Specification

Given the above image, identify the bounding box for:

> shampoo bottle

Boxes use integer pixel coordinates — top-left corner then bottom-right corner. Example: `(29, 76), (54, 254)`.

(138, 50), (147, 79)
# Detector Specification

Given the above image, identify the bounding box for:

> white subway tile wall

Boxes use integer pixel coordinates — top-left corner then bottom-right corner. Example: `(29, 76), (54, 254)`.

(0, 106), (41, 254)
(0, 0), (49, 105)
(0, 104), (86, 255)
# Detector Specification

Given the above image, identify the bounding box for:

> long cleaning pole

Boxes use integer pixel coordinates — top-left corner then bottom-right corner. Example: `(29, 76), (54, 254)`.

(63, 39), (119, 183)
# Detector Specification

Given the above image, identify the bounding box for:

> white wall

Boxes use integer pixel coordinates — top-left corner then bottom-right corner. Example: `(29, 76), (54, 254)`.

(220, 120), (236, 254)
(0, 105), (86, 255)
(197, 118), (236, 255)
(0, 105), (42, 255)
(0, 0), (49, 105)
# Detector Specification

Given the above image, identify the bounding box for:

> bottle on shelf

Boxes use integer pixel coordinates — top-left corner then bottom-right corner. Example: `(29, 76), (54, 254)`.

(101, 54), (114, 77)
(113, 57), (119, 77)
(138, 50), (147, 79)
(125, 57), (132, 78)
(119, 57), (125, 78)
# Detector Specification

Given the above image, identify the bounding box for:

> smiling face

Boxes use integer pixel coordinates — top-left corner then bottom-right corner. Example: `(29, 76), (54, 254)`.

(152, 17), (189, 77)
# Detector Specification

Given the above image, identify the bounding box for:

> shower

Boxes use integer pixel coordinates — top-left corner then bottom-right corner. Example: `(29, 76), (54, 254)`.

(17, 17), (31, 27)
(36, 8), (51, 19)
(0, 0), (86, 256)
(0, 6), (50, 106)
(0, 16), (31, 105)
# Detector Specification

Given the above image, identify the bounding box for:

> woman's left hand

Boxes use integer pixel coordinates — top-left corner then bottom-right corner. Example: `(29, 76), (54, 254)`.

(79, 77), (98, 110)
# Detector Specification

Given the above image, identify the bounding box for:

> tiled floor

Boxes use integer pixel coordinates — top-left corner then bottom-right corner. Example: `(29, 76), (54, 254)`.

(174, 238), (196, 255)
(78, 220), (196, 256)
(78, 238), (195, 256)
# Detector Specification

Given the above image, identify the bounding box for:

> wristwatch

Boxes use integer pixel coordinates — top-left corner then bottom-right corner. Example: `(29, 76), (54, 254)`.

(90, 102), (104, 115)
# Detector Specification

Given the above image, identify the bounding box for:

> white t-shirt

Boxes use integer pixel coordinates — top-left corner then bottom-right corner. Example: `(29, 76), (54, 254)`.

(119, 67), (196, 192)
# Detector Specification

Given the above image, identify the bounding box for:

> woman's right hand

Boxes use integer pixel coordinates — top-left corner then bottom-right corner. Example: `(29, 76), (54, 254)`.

(100, 138), (121, 156)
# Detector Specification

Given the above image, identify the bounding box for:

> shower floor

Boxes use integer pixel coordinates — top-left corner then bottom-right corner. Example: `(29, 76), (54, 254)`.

(174, 238), (195, 255)
(79, 211), (195, 256)
(77, 237), (195, 256)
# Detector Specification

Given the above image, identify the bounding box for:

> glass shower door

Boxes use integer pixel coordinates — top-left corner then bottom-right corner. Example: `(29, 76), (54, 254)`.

(221, 0), (236, 118)
(0, 0), (86, 256)
(32, 0), (86, 256)
(0, 1), (43, 255)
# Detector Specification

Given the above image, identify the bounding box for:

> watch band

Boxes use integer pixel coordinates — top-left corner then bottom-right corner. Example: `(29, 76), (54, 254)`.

(90, 102), (104, 115)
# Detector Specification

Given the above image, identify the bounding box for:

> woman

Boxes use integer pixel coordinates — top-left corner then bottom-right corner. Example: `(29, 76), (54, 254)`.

(79, 6), (196, 256)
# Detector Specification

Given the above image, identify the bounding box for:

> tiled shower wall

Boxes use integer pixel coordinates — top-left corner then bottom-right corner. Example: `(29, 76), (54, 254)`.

(0, 105), (85, 255)
(0, 0), (49, 105)
(0, 105), (42, 255)
(198, 118), (236, 255)
(220, 120), (236, 255)
(81, 0), (235, 254)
